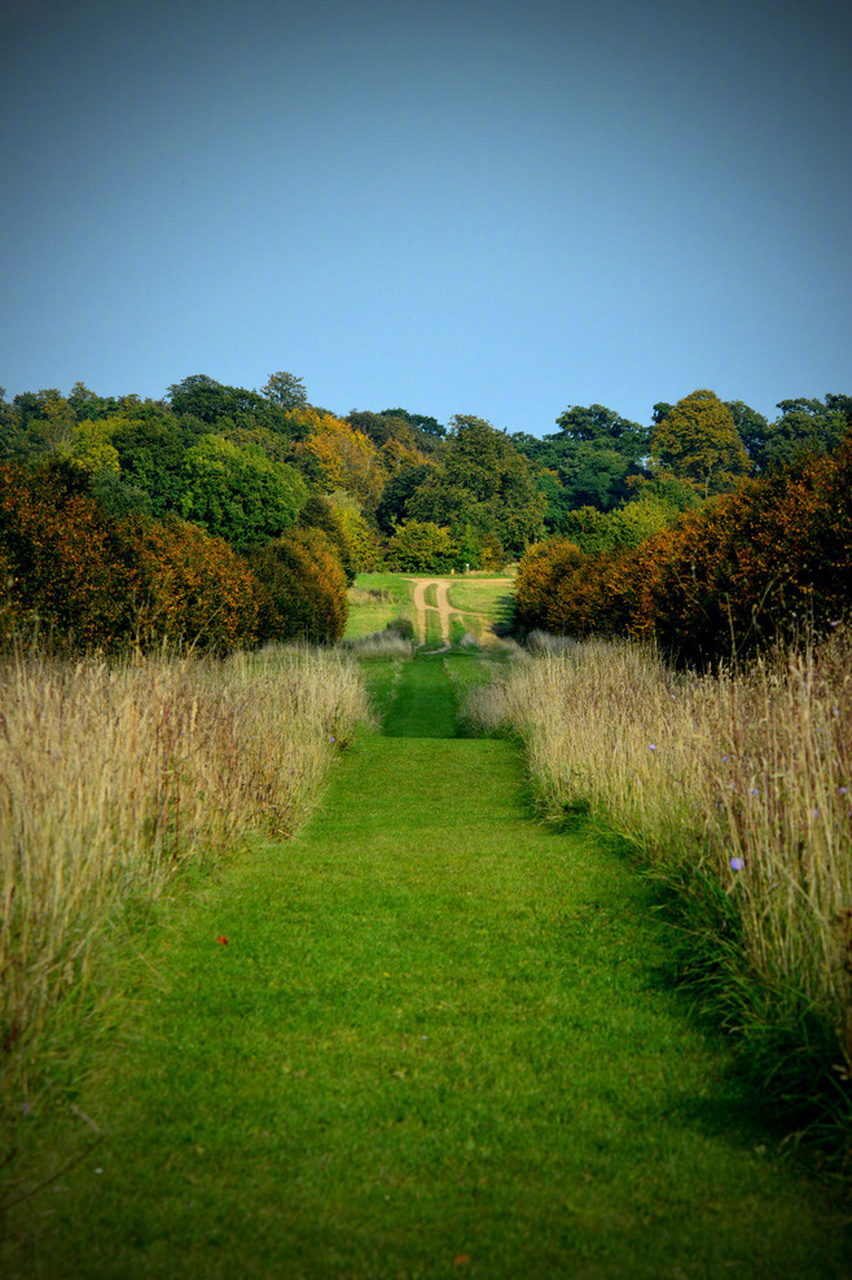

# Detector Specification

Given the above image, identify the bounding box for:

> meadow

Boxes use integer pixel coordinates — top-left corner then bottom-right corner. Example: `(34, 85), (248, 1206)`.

(3, 646), (850, 1276)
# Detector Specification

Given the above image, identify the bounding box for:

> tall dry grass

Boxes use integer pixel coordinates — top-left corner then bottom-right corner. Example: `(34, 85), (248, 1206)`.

(0, 644), (370, 1082)
(467, 631), (852, 1077)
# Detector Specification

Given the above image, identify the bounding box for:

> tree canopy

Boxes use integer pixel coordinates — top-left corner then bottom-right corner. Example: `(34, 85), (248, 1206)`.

(4, 374), (849, 595)
(650, 390), (751, 496)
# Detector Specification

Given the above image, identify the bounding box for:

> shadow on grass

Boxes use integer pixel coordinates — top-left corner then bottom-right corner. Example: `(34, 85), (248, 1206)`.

(581, 826), (852, 1175)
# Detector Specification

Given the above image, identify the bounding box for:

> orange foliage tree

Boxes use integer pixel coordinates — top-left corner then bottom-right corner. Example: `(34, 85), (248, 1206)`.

(296, 411), (388, 511)
(118, 514), (258, 654)
(0, 461), (140, 649)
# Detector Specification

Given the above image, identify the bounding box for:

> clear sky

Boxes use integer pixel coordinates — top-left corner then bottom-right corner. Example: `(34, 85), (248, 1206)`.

(1, 0), (849, 435)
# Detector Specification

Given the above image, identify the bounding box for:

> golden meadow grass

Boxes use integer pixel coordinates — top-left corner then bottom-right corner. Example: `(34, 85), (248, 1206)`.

(466, 630), (852, 1075)
(0, 644), (370, 1084)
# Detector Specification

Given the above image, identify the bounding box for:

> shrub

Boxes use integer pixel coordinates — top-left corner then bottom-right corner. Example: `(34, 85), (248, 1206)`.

(118, 513), (259, 654)
(297, 494), (356, 584)
(250, 527), (348, 644)
(0, 460), (140, 649)
(513, 538), (585, 633)
(384, 519), (456, 572)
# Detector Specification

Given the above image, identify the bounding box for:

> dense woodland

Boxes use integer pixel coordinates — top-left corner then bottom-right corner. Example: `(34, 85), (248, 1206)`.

(1, 373), (850, 654)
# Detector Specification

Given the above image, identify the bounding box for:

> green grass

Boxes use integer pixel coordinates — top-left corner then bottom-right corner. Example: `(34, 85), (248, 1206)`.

(421, 608), (445, 650)
(3, 656), (850, 1278)
(345, 575), (415, 641)
(446, 580), (514, 626)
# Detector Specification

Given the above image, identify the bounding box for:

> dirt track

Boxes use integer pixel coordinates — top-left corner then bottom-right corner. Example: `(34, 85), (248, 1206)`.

(410, 577), (511, 647)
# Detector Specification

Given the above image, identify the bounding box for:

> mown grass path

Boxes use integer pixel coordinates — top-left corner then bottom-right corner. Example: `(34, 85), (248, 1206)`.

(6, 656), (850, 1277)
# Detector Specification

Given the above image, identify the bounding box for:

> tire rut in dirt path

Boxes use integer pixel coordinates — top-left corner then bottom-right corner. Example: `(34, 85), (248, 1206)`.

(410, 577), (452, 647)
(410, 577), (511, 648)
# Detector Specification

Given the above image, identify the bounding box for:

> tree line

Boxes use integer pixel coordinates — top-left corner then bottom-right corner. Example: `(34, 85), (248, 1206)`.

(1, 373), (849, 650)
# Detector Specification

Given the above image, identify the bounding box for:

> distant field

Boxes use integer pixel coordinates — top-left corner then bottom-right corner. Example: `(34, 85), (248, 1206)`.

(446, 579), (514, 625)
(345, 575), (414, 639)
(347, 574), (515, 646)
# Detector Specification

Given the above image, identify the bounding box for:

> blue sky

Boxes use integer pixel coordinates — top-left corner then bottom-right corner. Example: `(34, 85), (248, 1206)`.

(1, 0), (849, 435)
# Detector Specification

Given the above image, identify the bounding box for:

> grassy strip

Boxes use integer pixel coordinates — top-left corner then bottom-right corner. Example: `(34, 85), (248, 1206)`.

(3, 657), (849, 1276)
(466, 636), (852, 1151)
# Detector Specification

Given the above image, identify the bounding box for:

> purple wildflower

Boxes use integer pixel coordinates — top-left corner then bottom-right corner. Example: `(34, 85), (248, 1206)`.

(729, 857), (745, 871)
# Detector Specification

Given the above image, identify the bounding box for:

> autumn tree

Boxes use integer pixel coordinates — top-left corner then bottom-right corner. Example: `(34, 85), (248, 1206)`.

(296, 412), (388, 510)
(650, 390), (751, 496)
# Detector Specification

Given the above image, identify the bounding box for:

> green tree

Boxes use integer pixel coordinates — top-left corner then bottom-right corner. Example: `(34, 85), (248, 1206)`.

(249, 527), (348, 644)
(724, 400), (769, 470)
(326, 489), (381, 574)
(8, 389), (75, 460)
(67, 381), (121, 422)
(650, 390), (751, 496)
(379, 407), (446, 439)
(70, 419), (121, 473)
(111, 412), (203, 518)
(375, 463), (435, 534)
(0, 388), (26, 461)
(554, 404), (650, 457)
(754, 397), (850, 473)
(384, 520), (456, 573)
(514, 405), (650, 514)
(180, 435), (307, 551)
(406, 472), (481, 532)
(297, 494), (355, 584)
(262, 370), (308, 411)
(440, 415), (546, 553)
(168, 374), (297, 440)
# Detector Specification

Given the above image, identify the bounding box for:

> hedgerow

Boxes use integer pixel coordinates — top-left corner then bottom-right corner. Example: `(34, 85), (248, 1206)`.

(515, 437), (852, 665)
(0, 462), (258, 654)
